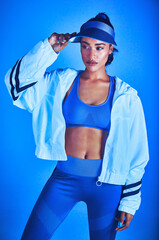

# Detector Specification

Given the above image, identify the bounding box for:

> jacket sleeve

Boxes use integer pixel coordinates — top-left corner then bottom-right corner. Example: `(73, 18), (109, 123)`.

(118, 95), (149, 215)
(4, 38), (59, 112)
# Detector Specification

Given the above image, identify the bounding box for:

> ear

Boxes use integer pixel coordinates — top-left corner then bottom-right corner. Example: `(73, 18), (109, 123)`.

(109, 44), (114, 55)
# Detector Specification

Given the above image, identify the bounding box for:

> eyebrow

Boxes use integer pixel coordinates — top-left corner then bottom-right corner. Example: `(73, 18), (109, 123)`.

(81, 41), (106, 46)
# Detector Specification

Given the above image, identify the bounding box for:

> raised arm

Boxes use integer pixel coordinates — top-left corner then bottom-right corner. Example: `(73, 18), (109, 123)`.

(5, 32), (76, 112)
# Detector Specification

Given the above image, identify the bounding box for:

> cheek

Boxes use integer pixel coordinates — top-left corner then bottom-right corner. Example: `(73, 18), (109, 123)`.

(98, 51), (110, 63)
(102, 49), (110, 58)
(81, 49), (87, 61)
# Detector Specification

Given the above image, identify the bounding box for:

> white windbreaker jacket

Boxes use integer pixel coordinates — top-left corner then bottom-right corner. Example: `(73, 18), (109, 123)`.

(5, 38), (149, 215)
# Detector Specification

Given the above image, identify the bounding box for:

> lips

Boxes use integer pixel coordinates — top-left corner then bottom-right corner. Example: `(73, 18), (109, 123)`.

(87, 60), (97, 65)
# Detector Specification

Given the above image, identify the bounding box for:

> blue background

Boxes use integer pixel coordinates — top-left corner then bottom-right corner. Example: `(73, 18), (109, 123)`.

(1, 0), (159, 239)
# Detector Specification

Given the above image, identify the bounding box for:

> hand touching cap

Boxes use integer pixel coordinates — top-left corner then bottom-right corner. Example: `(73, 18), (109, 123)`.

(48, 32), (77, 52)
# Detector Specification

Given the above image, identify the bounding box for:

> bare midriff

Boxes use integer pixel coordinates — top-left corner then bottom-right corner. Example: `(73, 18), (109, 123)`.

(64, 74), (111, 160)
(65, 126), (108, 159)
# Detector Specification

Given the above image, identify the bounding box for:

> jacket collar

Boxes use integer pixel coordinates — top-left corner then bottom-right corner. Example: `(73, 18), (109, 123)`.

(113, 76), (138, 102)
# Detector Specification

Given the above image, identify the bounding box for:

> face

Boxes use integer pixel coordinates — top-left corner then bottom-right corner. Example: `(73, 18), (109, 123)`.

(80, 37), (113, 72)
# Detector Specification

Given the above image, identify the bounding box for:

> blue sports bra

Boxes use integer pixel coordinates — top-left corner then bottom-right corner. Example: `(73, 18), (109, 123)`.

(62, 71), (115, 132)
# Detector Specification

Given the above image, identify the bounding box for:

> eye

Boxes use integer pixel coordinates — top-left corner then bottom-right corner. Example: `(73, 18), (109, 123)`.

(82, 45), (89, 50)
(96, 47), (104, 50)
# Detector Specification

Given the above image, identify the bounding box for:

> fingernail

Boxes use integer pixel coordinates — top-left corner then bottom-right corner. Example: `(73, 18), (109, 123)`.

(117, 221), (123, 228)
(57, 40), (59, 43)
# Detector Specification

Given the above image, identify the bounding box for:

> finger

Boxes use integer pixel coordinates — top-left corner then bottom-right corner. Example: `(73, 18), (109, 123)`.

(64, 33), (70, 41)
(58, 34), (65, 44)
(115, 212), (126, 231)
(115, 213), (133, 231)
(55, 33), (60, 43)
(115, 219), (130, 231)
(118, 212), (125, 225)
(68, 32), (77, 41)
(60, 34), (70, 45)
(124, 213), (133, 228)
(55, 34), (64, 44)
(115, 225), (129, 231)
(48, 32), (60, 46)
(115, 220), (125, 231)
(70, 32), (77, 38)
(71, 31), (77, 36)
(62, 32), (77, 43)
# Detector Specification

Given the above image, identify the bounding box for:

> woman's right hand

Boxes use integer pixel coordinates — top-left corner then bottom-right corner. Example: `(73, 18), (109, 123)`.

(48, 32), (77, 53)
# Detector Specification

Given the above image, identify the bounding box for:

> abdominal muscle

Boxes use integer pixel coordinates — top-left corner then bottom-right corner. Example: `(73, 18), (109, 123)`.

(65, 126), (108, 159)
(64, 74), (111, 160)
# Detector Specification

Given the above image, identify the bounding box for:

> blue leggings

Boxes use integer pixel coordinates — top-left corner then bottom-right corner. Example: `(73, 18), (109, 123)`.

(21, 155), (122, 240)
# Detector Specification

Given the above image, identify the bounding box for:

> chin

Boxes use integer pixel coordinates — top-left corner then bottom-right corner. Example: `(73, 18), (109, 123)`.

(86, 64), (103, 73)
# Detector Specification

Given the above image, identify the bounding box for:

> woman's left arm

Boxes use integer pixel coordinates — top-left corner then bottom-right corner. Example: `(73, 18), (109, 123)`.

(116, 95), (149, 231)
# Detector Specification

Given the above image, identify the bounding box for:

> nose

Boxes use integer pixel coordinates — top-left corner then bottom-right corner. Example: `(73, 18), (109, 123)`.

(88, 48), (96, 60)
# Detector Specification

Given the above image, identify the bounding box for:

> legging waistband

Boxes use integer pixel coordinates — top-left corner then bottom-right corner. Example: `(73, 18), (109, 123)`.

(56, 155), (103, 177)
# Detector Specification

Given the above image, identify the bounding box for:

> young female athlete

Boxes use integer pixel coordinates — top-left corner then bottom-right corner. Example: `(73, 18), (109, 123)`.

(5, 13), (149, 240)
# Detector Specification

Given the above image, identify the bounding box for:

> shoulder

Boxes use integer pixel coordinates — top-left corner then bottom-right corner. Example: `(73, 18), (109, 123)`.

(48, 68), (83, 89)
(113, 76), (143, 113)
(115, 76), (138, 96)
(56, 67), (81, 77)
(114, 76), (142, 102)
(50, 67), (82, 81)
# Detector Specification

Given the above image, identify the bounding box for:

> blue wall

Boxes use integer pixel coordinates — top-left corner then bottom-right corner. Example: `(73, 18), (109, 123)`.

(1, 0), (159, 239)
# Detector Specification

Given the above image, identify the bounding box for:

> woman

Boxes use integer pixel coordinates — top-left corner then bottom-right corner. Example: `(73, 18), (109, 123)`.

(5, 13), (149, 240)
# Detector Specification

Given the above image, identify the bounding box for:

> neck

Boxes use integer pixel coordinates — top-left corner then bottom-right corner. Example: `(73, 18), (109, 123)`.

(81, 67), (109, 81)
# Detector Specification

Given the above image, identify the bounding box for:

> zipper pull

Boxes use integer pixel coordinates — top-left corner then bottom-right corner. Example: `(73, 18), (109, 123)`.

(96, 180), (102, 186)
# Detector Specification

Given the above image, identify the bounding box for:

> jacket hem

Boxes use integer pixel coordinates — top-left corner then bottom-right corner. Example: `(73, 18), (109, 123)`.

(98, 170), (127, 185)
(35, 145), (68, 161)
